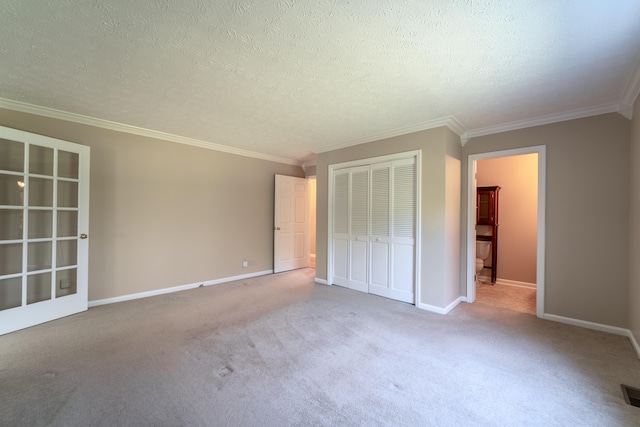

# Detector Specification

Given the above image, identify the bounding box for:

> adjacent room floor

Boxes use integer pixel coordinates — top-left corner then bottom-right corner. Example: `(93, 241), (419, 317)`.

(475, 282), (537, 315)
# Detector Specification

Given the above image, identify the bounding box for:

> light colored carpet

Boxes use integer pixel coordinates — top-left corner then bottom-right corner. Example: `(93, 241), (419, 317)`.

(1, 268), (639, 426)
(475, 282), (536, 315)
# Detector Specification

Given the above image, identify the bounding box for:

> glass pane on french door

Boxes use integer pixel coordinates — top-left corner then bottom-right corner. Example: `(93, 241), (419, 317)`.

(0, 127), (89, 335)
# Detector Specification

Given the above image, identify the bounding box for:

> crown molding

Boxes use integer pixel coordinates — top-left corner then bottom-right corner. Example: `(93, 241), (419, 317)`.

(462, 103), (620, 144)
(444, 116), (467, 138)
(302, 160), (317, 168)
(620, 55), (640, 118)
(315, 115), (467, 154)
(0, 98), (301, 166)
(619, 102), (634, 120)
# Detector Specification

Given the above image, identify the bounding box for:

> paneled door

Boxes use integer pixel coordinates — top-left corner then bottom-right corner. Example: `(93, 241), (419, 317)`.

(0, 126), (90, 335)
(274, 174), (309, 273)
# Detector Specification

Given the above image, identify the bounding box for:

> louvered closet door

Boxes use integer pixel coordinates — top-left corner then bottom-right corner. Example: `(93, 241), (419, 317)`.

(332, 171), (349, 287)
(389, 158), (416, 303)
(348, 166), (369, 293)
(331, 155), (416, 303)
(369, 163), (391, 295)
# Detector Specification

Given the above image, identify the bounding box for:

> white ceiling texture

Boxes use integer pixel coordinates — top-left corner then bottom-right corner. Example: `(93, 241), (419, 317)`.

(1, 0), (640, 164)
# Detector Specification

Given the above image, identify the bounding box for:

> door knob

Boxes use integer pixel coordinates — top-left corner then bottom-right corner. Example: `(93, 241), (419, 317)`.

(274, 227), (280, 231)
(80, 234), (88, 239)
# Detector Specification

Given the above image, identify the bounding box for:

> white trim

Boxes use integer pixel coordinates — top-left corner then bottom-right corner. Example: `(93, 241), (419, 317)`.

(462, 103), (619, 144)
(317, 117), (465, 153)
(629, 331), (640, 359)
(543, 314), (628, 335)
(620, 55), (640, 119)
(619, 103), (634, 120)
(315, 278), (329, 285)
(418, 297), (461, 315)
(328, 150), (423, 171)
(414, 151), (423, 308)
(88, 270), (272, 308)
(466, 146), (546, 319)
(494, 278), (537, 289)
(543, 314), (638, 350)
(0, 98), (300, 166)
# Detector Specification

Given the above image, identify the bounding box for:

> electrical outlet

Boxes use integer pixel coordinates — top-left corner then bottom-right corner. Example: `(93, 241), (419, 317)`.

(242, 260), (248, 268)
(59, 279), (71, 289)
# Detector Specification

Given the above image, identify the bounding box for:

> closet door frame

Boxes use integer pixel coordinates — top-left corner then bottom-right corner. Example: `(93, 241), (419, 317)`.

(327, 150), (421, 305)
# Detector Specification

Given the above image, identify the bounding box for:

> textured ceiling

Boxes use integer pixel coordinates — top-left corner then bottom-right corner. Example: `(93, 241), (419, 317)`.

(1, 0), (640, 163)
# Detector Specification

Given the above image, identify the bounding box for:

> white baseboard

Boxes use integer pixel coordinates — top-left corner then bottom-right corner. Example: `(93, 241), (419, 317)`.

(477, 276), (536, 289)
(628, 330), (640, 359)
(543, 313), (640, 359)
(88, 270), (273, 308)
(314, 277), (329, 285)
(418, 297), (461, 315)
(495, 278), (537, 289)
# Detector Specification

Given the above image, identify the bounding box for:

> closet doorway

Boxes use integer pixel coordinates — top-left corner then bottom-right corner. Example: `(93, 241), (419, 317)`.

(328, 150), (421, 304)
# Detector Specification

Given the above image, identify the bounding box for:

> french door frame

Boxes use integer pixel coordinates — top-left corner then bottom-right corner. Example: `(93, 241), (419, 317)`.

(327, 150), (422, 305)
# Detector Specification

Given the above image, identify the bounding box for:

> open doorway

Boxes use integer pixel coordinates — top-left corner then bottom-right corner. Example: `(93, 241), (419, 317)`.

(467, 146), (546, 317)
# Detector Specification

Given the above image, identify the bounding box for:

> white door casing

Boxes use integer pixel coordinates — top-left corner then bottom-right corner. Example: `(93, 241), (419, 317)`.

(466, 146), (546, 318)
(0, 126), (90, 335)
(274, 174), (309, 273)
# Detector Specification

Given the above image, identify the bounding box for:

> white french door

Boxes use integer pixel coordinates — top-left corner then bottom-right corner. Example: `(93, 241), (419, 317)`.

(0, 126), (90, 335)
(330, 154), (417, 303)
(274, 174), (309, 273)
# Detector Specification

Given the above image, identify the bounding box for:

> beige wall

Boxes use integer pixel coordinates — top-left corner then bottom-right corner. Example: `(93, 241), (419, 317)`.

(630, 96), (640, 344)
(0, 108), (303, 301)
(477, 154), (538, 284)
(462, 113), (630, 327)
(317, 127), (461, 309)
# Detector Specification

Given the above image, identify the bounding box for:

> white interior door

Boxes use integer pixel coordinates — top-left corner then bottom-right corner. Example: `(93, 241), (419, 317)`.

(0, 126), (90, 335)
(388, 159), (416, 303)
(348, 167), (369, 292)
(274, 175), (309, 273)
(369, 162), (392, 295)
(332, 171), (349, 287)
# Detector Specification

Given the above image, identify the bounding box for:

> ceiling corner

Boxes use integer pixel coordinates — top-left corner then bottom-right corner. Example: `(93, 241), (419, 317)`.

(620, 55), (640, 109)
(618, 103), (634, 120)
(444, 116), (466, 136)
